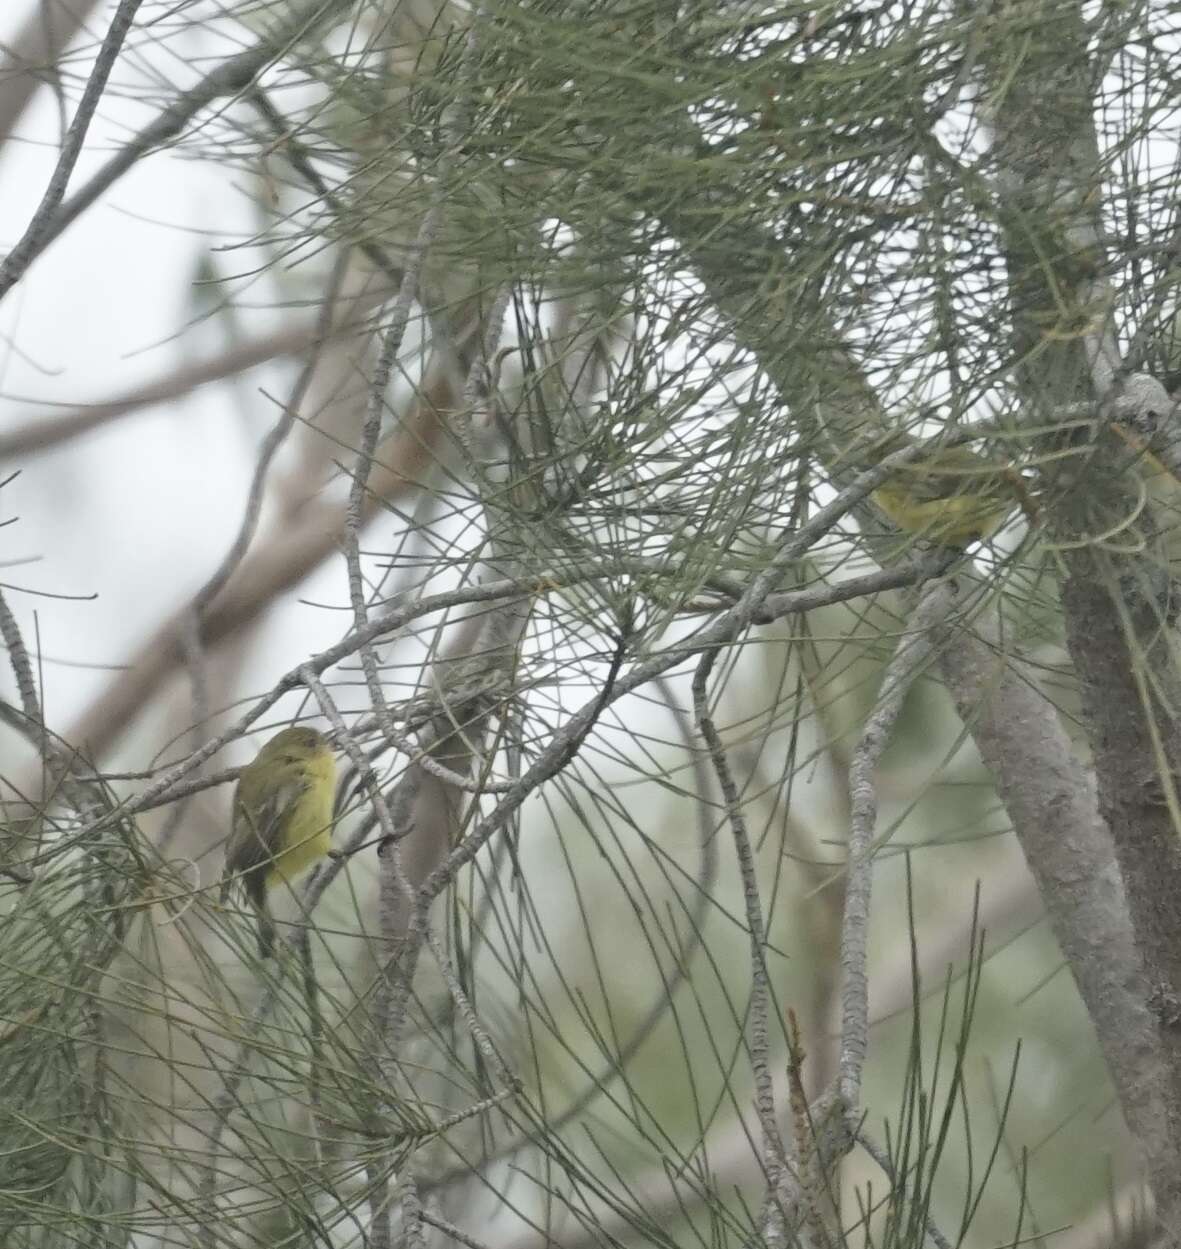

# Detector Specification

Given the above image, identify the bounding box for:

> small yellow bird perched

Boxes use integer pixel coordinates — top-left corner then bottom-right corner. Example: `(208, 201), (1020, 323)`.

(219, 726), (337, 957)
(870, 444), (1035, 548)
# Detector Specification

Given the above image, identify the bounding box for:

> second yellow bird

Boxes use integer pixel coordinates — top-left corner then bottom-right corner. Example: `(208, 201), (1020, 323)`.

(870, 445), (1033, 548)
(219, 726), (337, 957)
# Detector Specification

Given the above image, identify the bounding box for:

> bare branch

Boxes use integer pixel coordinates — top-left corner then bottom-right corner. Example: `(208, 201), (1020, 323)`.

(420, 1206), (494, 1249)
(840, 581), (953, 1114)
(0, 588), (41, 730)
(693, 643), (789, 1241)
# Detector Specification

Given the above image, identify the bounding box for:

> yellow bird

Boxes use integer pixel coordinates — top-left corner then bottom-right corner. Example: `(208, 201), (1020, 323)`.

(219, 726), (337, 956)
(870, 444), (1035, 548)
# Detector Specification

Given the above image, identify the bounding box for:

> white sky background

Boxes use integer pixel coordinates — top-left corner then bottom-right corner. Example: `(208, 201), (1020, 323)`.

(0, 0), (355, 747)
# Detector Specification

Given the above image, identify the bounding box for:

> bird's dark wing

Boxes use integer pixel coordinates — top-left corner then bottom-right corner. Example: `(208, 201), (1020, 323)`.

(223, 775), (306, 910)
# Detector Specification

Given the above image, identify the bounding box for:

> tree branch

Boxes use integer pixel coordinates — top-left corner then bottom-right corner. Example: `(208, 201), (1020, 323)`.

(936, 612), (1169, 1211)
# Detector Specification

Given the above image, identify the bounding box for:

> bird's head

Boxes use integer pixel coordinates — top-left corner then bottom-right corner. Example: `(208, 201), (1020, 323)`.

(256, 726), (334, 773)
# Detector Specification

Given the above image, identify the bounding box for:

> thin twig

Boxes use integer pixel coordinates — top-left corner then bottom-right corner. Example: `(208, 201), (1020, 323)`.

(0, 587), (42, 727)
(334, 45), (513, 1247)
(787, 1009), (836, 1249)
(423, 921), (520, 1088)
(857, 1129), (954, 1249)
(839, 581), (954, 1115)
(693, 643), (789, 1244)
(299, 663), (520, 1247)
(400, 1174), (427, 1249)
(420, 1206), (496, 1249)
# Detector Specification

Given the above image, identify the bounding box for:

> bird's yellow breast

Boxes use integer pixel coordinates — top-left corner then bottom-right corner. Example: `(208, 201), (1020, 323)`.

(266, 746), (336, 888)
